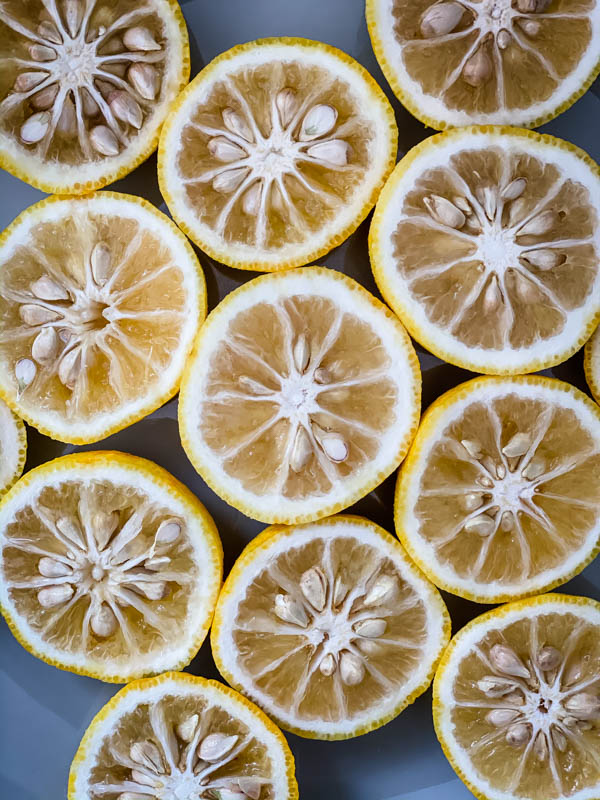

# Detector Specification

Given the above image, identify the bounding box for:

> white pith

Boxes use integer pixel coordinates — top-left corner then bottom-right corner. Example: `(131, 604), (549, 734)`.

(214, 518), (448, 737)
(0, 194), (203, 442)
(436, 597), (600, 800)
(586, 326), (600, 401)
(160, 41), (395, 267)
(0, 460), (220, 678)
(0, 400), (24, 491)
(369, 0), (600, 127)
(373, 129), (600, 373)
(179, 269), (420, 522)
(398, 378), (600, 599)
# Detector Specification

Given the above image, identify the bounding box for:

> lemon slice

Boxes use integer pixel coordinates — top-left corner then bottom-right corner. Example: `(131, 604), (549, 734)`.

(179, 267), (421, 524)
(0, 0), (189, 194)
(370, 126), (600, 375)
(434, 593), (600, 800)
(396, 375), (600, 604)
(0, 192), (205, 444)
(0, 451), (222, 682)
(69, 672), (298, 800)
(366, 0), (600, 129)
(584, 326), (600, 406)
(211, 515), (450, 740)
(0, 399), (26, 496)
(158, 37), (397, 271)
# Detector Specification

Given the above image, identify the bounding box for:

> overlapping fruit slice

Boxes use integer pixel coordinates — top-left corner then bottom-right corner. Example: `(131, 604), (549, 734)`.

(0, 399), (26, 496)
(178, 268), (421, 524)
(366, 0), (600, 129)
(370, 126), (600, 374)
(434, 594), (600, 800)
(69, 672), (298, 800)
(585, 325), (600, 405)
(159, 37), (397, 271)
(212, 515), (450, 739)
(0, 192), (205, 443)
(396, 375), (600, 602)
(0, 452), (222, 681)
(0, 0), (189, 193)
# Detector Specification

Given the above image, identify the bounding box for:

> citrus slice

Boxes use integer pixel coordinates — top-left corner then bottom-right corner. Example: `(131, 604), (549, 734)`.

(370, 126), (600, 375)
(0, 399), (26, 496)
(69, 672), (298, 800)
(158, 37), (397, 271)
(366, 0), (600, 130)
(178, 267), (421, 524)
(0, 0), (189, 194)
(0, 451), (223, 682)
(0, 192), (205, 444)
(434, 593), (600, 800)
(584, 325), (600, 406)
(395, 375), (600, 604)
(211, 515), (450, 740)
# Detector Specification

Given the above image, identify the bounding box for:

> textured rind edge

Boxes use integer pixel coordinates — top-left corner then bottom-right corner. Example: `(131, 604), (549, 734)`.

(67, 671), (299, 800)
(432, 593), (600, 800)
(0, 450), (224, 683)
(0, 408), (27, 497)
(157, 36), (398, 272)
(0, 0), (191, 196)
(394, 374), (600, 603)
(365, 0), (600, 131)
(369, 125), (600, 375)
(178, 266), (422, 524)
(584, 325), (600, 405)
(0, 191), (207, 444)
(210, 513), (452, 740)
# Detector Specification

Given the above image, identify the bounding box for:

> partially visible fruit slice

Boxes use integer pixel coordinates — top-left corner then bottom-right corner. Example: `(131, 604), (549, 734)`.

(370, 126), (600, 374)
(584, 325), (600, 405)
(434, 594), (600, 800)
(0, 399), (26, 496)
(0, 451), (223, 682)
(69, 672), (298, 800)
(0, 0), (189, 194)
(158, 37), (397, 271)
(0, 192), (205, 444)
(179, 267), (421, 524)
(212, 515), (450, 739)
(396, 375), (600, 603)
(366, 0), (600, 129)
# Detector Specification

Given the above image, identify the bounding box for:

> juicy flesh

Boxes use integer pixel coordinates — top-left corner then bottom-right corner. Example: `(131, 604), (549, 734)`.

(200, 295), (399, 499)
(414, 391), (600, 586)
(392, 145), (599, 351)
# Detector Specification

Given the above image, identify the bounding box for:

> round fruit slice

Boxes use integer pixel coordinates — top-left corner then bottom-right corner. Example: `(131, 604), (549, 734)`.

(366, 0), (600, 130)
(178, 267), (421, 524)
(0, 192), (205, 444)
(0, 0), (189, 194)
(0, 451), (223, 682)
(370, 126), (600, 375)
(434, 594), (600, 800)
(584, 325), (600, 406)
(69, 672), (298, 800)
(0, 399), (26, 496)
(396, 375), (600, 603)
(212, 515), (450, 739)
(158, 37), (397, 271)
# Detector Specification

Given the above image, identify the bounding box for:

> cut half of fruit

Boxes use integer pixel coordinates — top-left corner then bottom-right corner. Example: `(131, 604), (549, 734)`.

(395, 375), (600, 603)
(179, 267), (421, 524)
(434, 594), (600, 800)
(158, 37), (397, 271)
(0, 399), (26, 496)
(366, 0), (600, 129)
(69, 672), (298, 800)
(0, 192), (205, 444)
(212, 515), (450, 740)
(0, 0), (189, 194)
(584, 325), (600, 406)
(370, 126), (600, 375)
(0, 451), (223, 682)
